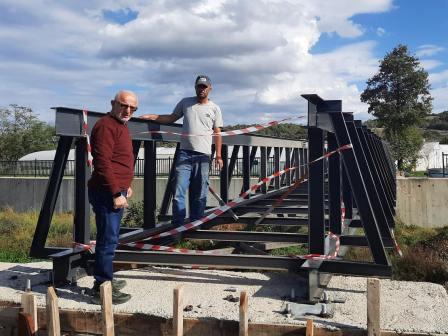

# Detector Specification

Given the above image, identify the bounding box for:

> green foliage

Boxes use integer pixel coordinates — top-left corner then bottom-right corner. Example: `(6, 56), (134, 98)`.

(422, 129), (445, 142)
(439, 136), (448, 144)
(361, 44), (432, 130)
(269, 244), (308, 256)
(363, 119), (379, 129)
(361, 45), (432, 171)
(0, 208), (80, 262)
(406, 170), (426, 177)
(392, 247), (448, 284)
(122, 201), (145, 227)
(387, 126), (423, 171)
(0, 104), (56, 160)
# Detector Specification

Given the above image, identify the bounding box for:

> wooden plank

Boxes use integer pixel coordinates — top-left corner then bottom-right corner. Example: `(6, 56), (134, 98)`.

(173, 285), (184, 336)
(0, 302), (437, 336)
(239, 291), (248, 336)
(46, 287), (60, 336)
(101, 281), (115, 336)
(367, 278), (381, 336)
(306, 318), (314, 336)
(21, 292), (37, 333)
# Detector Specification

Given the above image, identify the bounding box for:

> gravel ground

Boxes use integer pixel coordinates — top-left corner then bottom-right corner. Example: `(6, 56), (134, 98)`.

(0, 261), (447, 334)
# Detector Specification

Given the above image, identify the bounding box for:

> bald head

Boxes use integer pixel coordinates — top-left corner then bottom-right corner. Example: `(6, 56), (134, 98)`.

(111, 90), (138, 123)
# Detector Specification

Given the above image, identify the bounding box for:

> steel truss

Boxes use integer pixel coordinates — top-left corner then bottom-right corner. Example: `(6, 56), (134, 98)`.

(30, 95), (396, 303)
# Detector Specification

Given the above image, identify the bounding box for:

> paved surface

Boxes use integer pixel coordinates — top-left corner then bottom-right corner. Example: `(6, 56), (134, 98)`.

(0, 261), (447, 334)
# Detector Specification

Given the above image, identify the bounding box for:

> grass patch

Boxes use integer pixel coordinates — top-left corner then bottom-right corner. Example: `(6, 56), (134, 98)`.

(407, 171), (427, 177)
(0, 207), (95, 263)
(269, 244), (308, 256)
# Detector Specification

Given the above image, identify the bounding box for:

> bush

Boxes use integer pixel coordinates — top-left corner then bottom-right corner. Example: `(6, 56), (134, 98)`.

(122, 201), (145, 228)
(392, 246), (448, 285)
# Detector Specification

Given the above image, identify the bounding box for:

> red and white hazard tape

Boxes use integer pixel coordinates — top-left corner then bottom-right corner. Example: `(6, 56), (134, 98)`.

(125, 144), (353, 243)
(390, 229), (403, 257)
(341, 201), (346, 231)
(125, 242), (225, 255)
(122, 144), (353, 261)
(138, 116), (304, 138)
(82, 109), (93, 168)
(140, 166), (301, 243)
(302, 232), (340, 260)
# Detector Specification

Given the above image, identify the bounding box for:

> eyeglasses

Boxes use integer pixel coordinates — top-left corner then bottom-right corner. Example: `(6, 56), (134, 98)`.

(115, 100), (138, 112)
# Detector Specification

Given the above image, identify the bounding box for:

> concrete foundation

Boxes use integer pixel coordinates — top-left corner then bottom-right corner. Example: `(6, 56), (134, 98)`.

(396, 177), (448, 228)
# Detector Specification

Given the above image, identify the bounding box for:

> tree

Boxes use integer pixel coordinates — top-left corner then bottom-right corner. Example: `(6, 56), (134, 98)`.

(361, 44), (433, 170)
(0, 104), (56, 161)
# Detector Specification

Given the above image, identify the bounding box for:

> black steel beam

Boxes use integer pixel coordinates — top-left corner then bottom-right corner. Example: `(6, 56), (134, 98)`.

(346, 120), (391, 238)
(220, 145), (229, 202)
(30, 136), (73, 257)
(74, 138), (90, 244)
(327, 132), (341, 235)
(113, 250), (306, 271)
(144, 141), (157, 228)
(319, 260), (392, 277)
(159, 143), (180, 216)
(182, 230), (308, 243)
(54, 107), (305, 148)
(308, 127), (325, 254)
(227, 145), (240, 184)
(328, 112), (389, 265)
(233, 206), (309, 215)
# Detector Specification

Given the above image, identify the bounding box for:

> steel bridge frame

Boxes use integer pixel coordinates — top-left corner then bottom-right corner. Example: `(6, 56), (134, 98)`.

(30, 94), (396, 303)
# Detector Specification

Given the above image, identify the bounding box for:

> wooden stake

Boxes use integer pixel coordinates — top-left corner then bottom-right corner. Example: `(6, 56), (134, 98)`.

(239, 291), (248, 336)
(21, 292), (37, 333)
(173, 285), (184, 336)
(306, 318), (314, 336)
(46, 287), (60, 336)
(100, 281), (115, 336)
(367, 278), (381, 336)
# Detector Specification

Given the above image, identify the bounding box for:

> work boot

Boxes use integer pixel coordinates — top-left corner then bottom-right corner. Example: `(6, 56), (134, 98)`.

(90, 282), (131, 305)
(112, 278), (127, 291)
(92, 279), (126, 291)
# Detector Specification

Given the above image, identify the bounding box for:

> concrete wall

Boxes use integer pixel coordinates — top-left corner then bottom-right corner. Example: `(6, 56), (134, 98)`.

(396, 177), (448, 228)
(0, 177), (257, 213)
(4, 176), (446, 229)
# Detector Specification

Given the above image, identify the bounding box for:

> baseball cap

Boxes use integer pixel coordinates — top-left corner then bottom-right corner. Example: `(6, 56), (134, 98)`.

(195, 75), (211, 87)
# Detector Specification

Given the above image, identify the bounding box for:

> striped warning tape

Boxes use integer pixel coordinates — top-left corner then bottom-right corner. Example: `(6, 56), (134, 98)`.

(117, 144), (353, 262)
(128, 143), (353, 243)
(390, 228), (403, 257)
(137, 116), (305, 138)
(82, 109), (93, 168)
(302, 232), (341, 260)
(73, 143), (351, 261)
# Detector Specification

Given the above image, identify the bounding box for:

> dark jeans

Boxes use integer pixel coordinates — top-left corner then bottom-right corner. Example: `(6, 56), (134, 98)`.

(172, 149), (210, 226)
(88, 189), (125, 284)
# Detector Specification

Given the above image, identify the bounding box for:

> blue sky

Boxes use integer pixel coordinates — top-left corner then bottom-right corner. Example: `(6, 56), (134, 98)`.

(0, 0), (447, 125)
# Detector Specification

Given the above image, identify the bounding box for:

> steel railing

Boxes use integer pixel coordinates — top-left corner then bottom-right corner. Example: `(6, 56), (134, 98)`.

(0, 158), (282, 177)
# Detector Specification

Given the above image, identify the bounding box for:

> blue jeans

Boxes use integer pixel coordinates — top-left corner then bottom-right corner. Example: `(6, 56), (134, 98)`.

(88, 189), (125, 284)
(172, 150), (210, 226)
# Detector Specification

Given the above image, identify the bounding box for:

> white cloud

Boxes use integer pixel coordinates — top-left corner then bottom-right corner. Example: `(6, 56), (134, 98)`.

(416, 44), (445, 58)
(0, 0), (403, 125)
(376, 27), (386, 36)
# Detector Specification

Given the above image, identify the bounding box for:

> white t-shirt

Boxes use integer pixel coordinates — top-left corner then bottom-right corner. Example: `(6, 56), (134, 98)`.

(173, 97), (223, 155)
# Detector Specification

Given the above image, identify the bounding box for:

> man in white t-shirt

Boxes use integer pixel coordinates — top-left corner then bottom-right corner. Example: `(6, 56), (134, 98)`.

(140, 75), (223, 226)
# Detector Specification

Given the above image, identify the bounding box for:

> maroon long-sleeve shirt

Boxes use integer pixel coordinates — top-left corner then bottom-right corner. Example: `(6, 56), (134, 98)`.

(88, 113), (134, 194)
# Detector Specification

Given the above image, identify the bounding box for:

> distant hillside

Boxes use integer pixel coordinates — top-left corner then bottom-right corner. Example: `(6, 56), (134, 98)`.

(223, 123), (307, 141)
(364, 110), (448, 144)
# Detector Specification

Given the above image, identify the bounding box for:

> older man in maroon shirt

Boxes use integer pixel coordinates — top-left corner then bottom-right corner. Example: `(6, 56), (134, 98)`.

(88, 90), (137, 305)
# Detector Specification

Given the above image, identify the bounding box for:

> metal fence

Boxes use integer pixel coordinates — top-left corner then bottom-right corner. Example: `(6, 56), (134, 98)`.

(0, 158), (283, 177)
